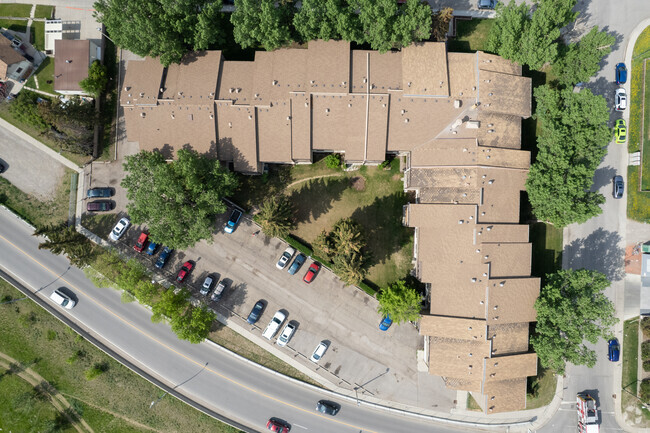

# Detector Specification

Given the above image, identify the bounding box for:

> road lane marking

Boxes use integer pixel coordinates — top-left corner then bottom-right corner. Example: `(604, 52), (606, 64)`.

(0, 233), (378, 433)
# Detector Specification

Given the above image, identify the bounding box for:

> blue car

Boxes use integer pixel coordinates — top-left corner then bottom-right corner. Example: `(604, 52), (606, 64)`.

(154, 246), (172, 269)
(615, 63), (627, 84)
(288, 253), (306, 275)
(224, 209), (243, 234)
(146, 241), (158, 256)
(247, 300), (265, 324)
(379, 315), (393, 331)
(608, 338), (620, 362)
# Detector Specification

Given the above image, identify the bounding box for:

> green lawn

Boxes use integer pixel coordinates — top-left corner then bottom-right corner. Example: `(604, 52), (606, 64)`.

(31, 20), (44, 51)
(0, 18), (27, 33)
(466, 393), (482, 411)
(526, 364), (557, 409)
(620, 317), (650, 425)
(25, 56), (55, 95)
(0, 4), (32, 17)
(34, 5), (54, 19)
(0, 280), (243, 433)
(530, 222), (563, 285)
(447, 19), (495, 53)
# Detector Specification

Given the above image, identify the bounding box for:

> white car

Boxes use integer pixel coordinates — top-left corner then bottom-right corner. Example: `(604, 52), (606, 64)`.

(50, 288), (75, 309)
(276, 246), (296, 270)
(310, 341), (329, 362)
(262, 310), (286, 340)
(109, 217), (130, 241)
(276, 322), (296, 347)
(200, 276), (213, 296)
(615, 88), (627, 111)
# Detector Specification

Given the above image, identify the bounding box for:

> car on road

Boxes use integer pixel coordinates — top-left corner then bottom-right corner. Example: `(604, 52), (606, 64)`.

(287, 253), (306, 275)
(49, 288), (75, 309)
(303, 262), (320, 283)
(247, 300), (265, 324)
(276, 322), (296, 347)
(478, 0), (496, 9)
(276, 246), (295, 270)
(613, 175), (624, 199)
(155, 246), (172, 269)
(615, 88), (627, 111)
(310, 341), (329, 362)
(615, 62), (627, 84)
(608, 338), (620, 362)
(316, 400), (340, 416)
(86, 187), (113, 198)
(86, 200), (112, 212)
(145, 241), (158, 255)
(109, 217), (130, 241)
(133, 232), (148, 252)
(210, 280), (227, 301)
(379, 315), (393, 331)
(614, 119), (627, 144)
(200, 276), (214, 296)
(177, 261), (194, 282)
(262, 310), (286, 340)
(224, 208), (243, 234)
(266, 419), (290, 433)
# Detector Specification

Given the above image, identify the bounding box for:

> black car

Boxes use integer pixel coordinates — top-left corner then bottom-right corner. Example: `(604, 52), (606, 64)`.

(316, 400), (340, 416)
(87, 187), (113, 198)
(613, 175), (624, 199)
(247, 300), (265, 324)
(86, 200), (112, 212)
(154, 246), (172, 269)
(0, 161), (5, 173)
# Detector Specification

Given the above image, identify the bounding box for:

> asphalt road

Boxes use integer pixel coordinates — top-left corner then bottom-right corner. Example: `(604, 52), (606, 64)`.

(0, 206), (506, 433)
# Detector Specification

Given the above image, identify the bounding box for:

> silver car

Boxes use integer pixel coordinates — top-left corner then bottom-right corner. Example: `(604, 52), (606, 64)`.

(200, 276), (214, 296)
(109, 217), (130, 241)
(276, 322), (296, 347)
(310, 341), (329, 362)
(276, 246), (296, 270)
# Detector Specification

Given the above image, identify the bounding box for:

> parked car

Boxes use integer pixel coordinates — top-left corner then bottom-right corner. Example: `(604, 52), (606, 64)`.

(276, 322), (296, 347)
(615, 88), (627, 111)
(303, 263), (321, 284)
(262, 311), (286, 340)
(49, 288), (75, 309)
(86, 187), (113, 198)
(133, 232), (148, 252)
(310, 341), (329, 362)
(224, 208), (243, 234)
(0, 161), (5, 173)
(613, 175), (624, 199)
(276, 246), (296, 270)
(247, 300), (265, 324)
(608, 338), (620, 362)
(316, 400), (340, 416)
(379, 315), (393, 331)
(478, 0), (496, 9)
(266, 419), (290, 433)
(109, 217), (130, 241)
(615, 62), (627, 84)
(145, 241), (158, 256)
(210, 280), (227, 301)
(200, 276), (214, 296)
(287, 253), (306, 275)
(177, 261), (194, 282)
(155, 246), (172, 269)
(86, 200), (112, 212)
(614, 119), (627, 144)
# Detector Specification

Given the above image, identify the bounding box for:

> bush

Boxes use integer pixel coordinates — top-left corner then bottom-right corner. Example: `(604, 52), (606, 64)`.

(642, 340), (650, 360)
(85, 362), (108, 380)
(644, 360), (650, 372)
(641, 378), (650, 402)
(642, 316), (650, 337)
(324, 153), (341, 169)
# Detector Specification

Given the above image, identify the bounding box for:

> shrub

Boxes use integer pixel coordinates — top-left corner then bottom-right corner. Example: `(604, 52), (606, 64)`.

(324, 153), (341, 169)
(85, 362), (108, 380)
(642, 340), (650, 360)
(641, 378), (650, 402)
(644, 360), (650, 372)
(642, 316), (650, 337)
(46, 330), (57, 341)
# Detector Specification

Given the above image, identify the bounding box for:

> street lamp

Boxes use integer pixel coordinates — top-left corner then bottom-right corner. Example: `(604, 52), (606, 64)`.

(354, 387), (360, 406)
(96, 27), (114, 43)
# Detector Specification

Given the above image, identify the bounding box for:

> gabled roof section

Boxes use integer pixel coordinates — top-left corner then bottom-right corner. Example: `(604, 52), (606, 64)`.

(0, 35), (27, 79)
(160, 51), (221, 104)
(218, 60), (255, 104)
(402, 43), (448, 96)
(479, 70), (531, 118)
(420, 315), (487, 340)
(306, 39), (350, 93)
(121, 57), (164, 106)
(486, 278), (540, 324)
(351, 50), (403, 93)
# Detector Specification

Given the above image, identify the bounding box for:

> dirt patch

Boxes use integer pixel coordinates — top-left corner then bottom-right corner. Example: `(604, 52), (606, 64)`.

(392, 174), (401, 181)
(350, 176), (366, 191)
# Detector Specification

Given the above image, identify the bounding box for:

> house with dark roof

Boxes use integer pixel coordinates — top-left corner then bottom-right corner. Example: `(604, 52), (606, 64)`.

(0, 35), (31, 81)
(54, 39), (100, 95)
(120, 40), (537, 413)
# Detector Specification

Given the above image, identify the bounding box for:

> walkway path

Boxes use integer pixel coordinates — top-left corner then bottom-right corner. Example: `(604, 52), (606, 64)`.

(285, 173), (343, 189)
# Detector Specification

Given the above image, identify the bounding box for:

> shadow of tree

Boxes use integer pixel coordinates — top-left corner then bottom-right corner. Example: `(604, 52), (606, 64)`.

(288, 176), (348, 224)
(564, 227), (625, 281)
(592, 165), (618, 192)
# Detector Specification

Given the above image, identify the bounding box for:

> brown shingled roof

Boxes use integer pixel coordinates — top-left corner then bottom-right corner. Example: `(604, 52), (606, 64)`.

(54, 39), (89, 92)
(0, 36), (26, 80)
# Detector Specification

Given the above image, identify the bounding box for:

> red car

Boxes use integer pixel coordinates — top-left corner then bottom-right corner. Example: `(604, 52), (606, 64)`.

(133, 232), (148, 252)
(177, 261), (194, 282)
(303, 263), (321, 284)
(266, 419), (290, 433)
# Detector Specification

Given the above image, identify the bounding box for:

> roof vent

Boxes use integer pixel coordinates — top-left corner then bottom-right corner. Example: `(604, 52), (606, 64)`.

(488, 92), (494, 96)
(140, 112), (145, 118)
(488, 123), (494, 127)
(170, 114), (175, 119)
(484, 255), (489, 260)
(407, 82), (411, 87)
(310, 80), (315, 84)
(229, 88), (234, 93)
(472, 86), (476, 91)
(382, 104), (386, 108)
(304, 102), (308, 107)
(342, 81), (347, 86)
(404, 118), (409, 123)
(325, 108), (330, 113)
(469, 353), (473, 357)
(466, 121), (480, 129)
(488, 180), (494, 184)
(485, 79), (491, 83)
(286, 116), (291, 120)
(254, 93), (259, 98)
(480, 301), (484, 305)
(481, 212), (486, 216)
(159, 88), (164, 92)
(494, 306), (498, 310)
(348, 104), (352, 108)
(235, 88), (241, 93)
(454, 100), (461, 108)
(248, 115), (253, 120)
(178, 91), (183, 96)
(124, 86), (130, 91)
(210, 92), (214, 97)
(127, 93), (132, 97)
(209, 114), (214, 119)
(458, 220), (464, 224)
(488, 129), (495, 133)
(471, 278), (477, 283)
(485, 103), (491, 107)
(401, 109), (406, 114)
(486, 226), (491, 231)
(482, 174), (486, 178)
(499, 281), (505, 287)
(363, 78), (367, 83)
(126, 101), (131, 104)
(228, 122), (232, 128)
(475, 249), (480, 253)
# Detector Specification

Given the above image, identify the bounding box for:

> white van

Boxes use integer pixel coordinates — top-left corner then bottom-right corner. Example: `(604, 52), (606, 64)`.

(50, 289), (75, 309)
(262, 311), (286, 340)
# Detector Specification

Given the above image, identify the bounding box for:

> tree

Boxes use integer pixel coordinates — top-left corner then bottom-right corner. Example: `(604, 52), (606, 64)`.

(171, 304), (215, 343)
(121, 149), (238, 250)
(231, 0), (294, 50)
(525, 85), (610, 227)
(430, 7), (453, 41)
(38, 97), (95, 155)
(293, 0), (362, 43)
(151, 288), (189, 323)
(254, 196), (295, 238)
(313, 229), (335, 259)
(556, 26), (615, 87)
(93, 0), (226, 66)
(332, 252), (366, 285)
(34, 224), (94, 267)
(79, 60), (108, 97)
(392, 0), (432, 47)
(531, 269), (617, 374)
(10, 90), (49, 131)
(485, 0), (530, 63)
(377, 280), (422, 323)
(331, 218), (364, 256)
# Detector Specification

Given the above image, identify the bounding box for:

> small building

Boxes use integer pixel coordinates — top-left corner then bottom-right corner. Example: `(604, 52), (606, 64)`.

(54, 39), (99, 95)
(44, 19), (63, 55)
(0, 35), (32, 81)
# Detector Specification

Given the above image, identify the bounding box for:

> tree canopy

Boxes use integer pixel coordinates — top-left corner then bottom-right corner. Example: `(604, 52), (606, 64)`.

(555, 26), (615, 87)
(121, 149), (238, 250)
(93, 0), (226, 66)
(293, 0), (363, 43)
(231, 0), (294, 50)
(532, 269), (616, 373)
(79, 60), (108, 97)
(525, 85), (610, 227)
(376, 280), (422, 324)
(314, 218), (367, 285)
(254, 195), (295, 238)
